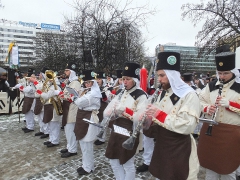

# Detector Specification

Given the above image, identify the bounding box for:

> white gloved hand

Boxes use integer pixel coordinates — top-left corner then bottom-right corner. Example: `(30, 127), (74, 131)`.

(53, 90), (60, 96)
(114, 102), (125, 116)
(14, 84), (22, 88)
(219, 98), (230, 108)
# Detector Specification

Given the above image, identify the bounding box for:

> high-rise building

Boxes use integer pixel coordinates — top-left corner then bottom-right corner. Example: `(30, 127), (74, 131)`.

(155, 43), (216, 73)
(0, 19), (62, 69)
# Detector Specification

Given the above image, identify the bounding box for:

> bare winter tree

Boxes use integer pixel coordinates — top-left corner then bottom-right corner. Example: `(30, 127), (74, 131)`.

(34, 31), (71, 72)
(63, 0), (155, 74)
(181, 0), (240, 54)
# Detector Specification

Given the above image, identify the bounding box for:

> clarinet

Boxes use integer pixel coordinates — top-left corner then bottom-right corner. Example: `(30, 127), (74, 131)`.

(122, 85), (162, 150)
(97, 88), (125, 138)
(205, 80), (223, 136)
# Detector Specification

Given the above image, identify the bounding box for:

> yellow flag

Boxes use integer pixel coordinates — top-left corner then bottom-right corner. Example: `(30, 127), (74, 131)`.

(5, 42), (15, 62)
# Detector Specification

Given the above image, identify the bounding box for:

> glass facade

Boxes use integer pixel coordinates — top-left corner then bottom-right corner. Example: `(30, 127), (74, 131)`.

(155, 44), (216, 73)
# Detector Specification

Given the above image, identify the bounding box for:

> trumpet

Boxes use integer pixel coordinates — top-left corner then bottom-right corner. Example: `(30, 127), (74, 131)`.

(199, 79), (223, 136)
(122, 85), (162, 150)
(97, 88), (125, 139)
(46, 70), (63, 116)
(25, 75), (40, 80)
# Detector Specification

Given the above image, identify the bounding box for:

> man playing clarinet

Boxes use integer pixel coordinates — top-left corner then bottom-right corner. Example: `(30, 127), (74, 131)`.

(143, 51), (200, 180)
(198, 50), (240, 180)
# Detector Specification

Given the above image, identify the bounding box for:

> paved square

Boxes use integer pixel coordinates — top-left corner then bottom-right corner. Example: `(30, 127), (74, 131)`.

(0, 113), (205, 180)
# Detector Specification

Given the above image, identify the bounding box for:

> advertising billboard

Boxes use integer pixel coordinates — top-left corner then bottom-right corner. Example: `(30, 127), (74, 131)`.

(41, 23), (60, 31)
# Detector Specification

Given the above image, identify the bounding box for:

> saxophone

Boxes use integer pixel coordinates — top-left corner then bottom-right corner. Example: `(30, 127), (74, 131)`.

(45, 70), (63, 116)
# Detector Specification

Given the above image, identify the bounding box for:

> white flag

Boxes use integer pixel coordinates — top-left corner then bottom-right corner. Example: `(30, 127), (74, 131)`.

(11, 46), (19, 65)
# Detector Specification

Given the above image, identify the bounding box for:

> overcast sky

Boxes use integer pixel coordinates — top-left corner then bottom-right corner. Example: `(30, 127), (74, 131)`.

(0, 0), (204, 56)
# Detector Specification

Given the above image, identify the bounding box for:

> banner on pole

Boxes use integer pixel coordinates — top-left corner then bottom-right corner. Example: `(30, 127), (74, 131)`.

(5, 41), (19, 69)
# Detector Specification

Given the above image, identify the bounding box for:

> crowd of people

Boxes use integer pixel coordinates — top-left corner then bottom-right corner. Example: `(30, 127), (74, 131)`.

(1, 47), (240, 180)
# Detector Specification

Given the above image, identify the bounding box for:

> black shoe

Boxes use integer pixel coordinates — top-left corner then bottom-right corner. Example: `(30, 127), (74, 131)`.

(35, 132), (44, 136)
(47, 143), (59, 147)
(136, 163), (149, 172)
(60, 149), (68, 153)
(139, 148), (144, 152)
(24, 120), (26, 122)
(40, 134), (49, 139)
(77, 167), (83, 173)
(24, 129), (34, 133)
(43, 141), (51, 145)
(61, 152), (77, 158)
(61, 126), (64, 130)
(94, 140), (105, 145)
(78, 168), (91, 175)
(192, 134), (199, 138)
(22, 127), (28, 131)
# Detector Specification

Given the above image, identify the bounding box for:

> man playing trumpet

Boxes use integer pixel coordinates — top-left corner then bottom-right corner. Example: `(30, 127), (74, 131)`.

(35, 69), (63, 147)
(31, 67), (50, 139)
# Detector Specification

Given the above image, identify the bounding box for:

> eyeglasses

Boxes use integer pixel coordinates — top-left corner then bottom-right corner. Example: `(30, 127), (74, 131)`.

(84, 81), (92, 84)
(217, 72), (231, 76)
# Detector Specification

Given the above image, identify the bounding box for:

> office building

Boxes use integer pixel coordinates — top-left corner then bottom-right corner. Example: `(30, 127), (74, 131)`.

(155, 43), (215, 73)
(0, 19), (61, 69)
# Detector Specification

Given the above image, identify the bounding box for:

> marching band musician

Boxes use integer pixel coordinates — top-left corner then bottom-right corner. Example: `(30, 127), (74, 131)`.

(194, 75), (205, 95)
(183, 73), (197, 90)
(136, 75), (155, 173)
(94, 71), (108, 145)
(106, 74), (114, 86)
(14, 68), (36, 133)
(59, 62), (81, 158)
(198, 51), (240, 180)
(35, 69), (63, 148)
(104, 62), (147, 180)
(71, 70), (102, 175)
(183, 73), (203, 139)
(102, 69), (123, 103)
(31, 67), (50, 139)
(143, 52), (200, 180)
(94, 70), (123, 146)
(113, 69), (123, 92)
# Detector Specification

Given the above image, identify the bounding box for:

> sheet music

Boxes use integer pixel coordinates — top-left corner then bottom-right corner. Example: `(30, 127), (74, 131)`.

(66, 87), (79, 97)
(83, 118), (103, 128)
(113, 125), (130, 137)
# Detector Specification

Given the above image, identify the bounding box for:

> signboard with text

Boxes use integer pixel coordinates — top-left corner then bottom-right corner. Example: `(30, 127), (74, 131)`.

(41, 23), (60, 31)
